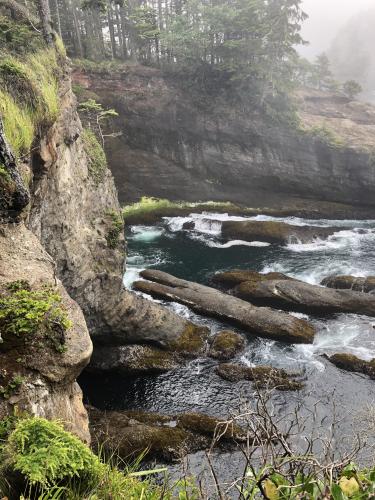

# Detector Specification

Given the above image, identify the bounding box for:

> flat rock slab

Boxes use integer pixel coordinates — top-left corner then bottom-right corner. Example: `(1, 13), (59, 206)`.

(212, 269), (295, 289)
(221, 220), (340, 244)
(134, 270), (315, 344)
(234, 279), (375, 317)
(322, 275), (375, 294)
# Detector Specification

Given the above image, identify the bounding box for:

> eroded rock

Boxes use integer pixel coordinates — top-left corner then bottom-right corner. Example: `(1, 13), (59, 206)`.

(322, 275), (375, 294)
(221, 220), (339, 244)
(215, 363), (303, 391)
(135, 270), (316, 344)
(233, 279), (375, 317)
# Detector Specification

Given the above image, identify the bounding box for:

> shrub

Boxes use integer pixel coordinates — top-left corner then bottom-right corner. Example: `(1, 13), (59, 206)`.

(81, 128), (107, 183)
(306, 124), (344, 148)
(0, 417), (166, 499)
(0, 16), (44, 55)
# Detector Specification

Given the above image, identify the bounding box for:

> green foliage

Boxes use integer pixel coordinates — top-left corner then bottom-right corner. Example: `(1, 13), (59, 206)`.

(0, 283), (71, 352)
(0, 16), (44, 55)
(0, 374), (25, 399)
(306, 124), (344, 148)
(0, 48), (60, 157)
(0, 416), (168, 499)
(343, 80), (363, 100)
(0, 163), (11, 183)
(81, 128), (108, 183)
(3, 417), (99, 487)
(239, 462), (375, 499)
(105, 210), (124, 249)
(0, 90), (35, 156)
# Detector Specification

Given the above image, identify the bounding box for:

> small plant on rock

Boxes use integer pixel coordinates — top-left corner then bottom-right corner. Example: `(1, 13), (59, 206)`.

(105, 210), (124, 249)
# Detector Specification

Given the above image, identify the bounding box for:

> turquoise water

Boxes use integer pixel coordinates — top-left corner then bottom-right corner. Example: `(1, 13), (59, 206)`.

(81, 212), (375, 472)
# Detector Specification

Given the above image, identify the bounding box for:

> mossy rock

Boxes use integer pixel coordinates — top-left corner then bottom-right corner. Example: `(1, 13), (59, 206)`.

(208, 330), (245, 360)
(215, 363), (303, 391)
(170, 323), (209, 357)
(328, 353), (375, 379)
(177, 412), (246, 441)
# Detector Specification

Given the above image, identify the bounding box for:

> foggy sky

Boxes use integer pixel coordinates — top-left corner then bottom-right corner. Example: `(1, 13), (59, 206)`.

(300, 0), (374, 59)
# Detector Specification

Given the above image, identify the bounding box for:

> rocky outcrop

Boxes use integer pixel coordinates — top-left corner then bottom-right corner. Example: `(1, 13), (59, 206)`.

(27, 65), (213, 354)
(208, 331), (245, 360)
(233, 279), (375, 317)
(88, 406), (245, 462)
(134, 270), (316, 344)
(73, 66), (375, 210)
(221, 221), (339, 244)
(327, 354), (375, 379)
(215, 363), (303, 391)
(0, 224), (92, 442)
(212, 269), (294, 289)
(321, 275), (375, 294)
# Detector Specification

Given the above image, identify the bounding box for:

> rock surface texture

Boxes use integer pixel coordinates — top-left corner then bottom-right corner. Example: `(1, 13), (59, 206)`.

(233, 279), (375, 316)
(321, 275), (375, 294)
(135, 270), (316, 344)
(73, 66), (375, 210)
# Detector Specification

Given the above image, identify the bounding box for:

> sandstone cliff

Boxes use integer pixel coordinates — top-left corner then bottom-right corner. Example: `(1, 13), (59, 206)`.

(73, 65), (375, 210)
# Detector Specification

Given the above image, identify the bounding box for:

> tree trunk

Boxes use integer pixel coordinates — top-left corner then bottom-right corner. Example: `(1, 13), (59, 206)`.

(36, 0), (54, 44)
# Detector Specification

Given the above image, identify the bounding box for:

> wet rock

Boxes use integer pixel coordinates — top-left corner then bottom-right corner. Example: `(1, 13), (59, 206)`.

(215, 363), (303, 391)
(221, 220), (339, 245)
(208, 330), (245, 360)
(212, 269), (294, 289)
(327, 353), (375, 379)
(182, 220), (195, 230)
(177, 412), (246, 441)
(233, 279), (375, 317)
(88, 407), (244, 462)
(87, 344), (181, 375)
(135, 270), (316, 344)
(322, 275), (375, 294)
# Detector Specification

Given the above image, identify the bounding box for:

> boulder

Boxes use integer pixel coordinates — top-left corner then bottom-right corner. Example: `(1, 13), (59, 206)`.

(221, 220), (339, 244)
(208, 330), (245, 360)
(182, 220), (195, 230)
(322, 275), (375, 294)
(215, 363), (303, 391)
(233, 279), (375, 317)
(212, 269), (294, 289)
(88, 407), (245, 462)
(327, 353), (375, 379)
(134, 270), (316, 344)
(87, 344), (181, 375)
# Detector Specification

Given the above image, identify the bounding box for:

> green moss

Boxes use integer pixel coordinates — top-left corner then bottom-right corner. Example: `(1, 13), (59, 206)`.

(0, 282), (71, 353)
(105, 210), (124, 249)
(171, 323), (209, 356)
(122, 196), (236, 225)
(81, 128), (107, 183)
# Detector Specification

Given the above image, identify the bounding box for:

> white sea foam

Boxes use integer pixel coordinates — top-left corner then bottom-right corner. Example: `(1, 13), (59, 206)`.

(129, 226), (165, 242)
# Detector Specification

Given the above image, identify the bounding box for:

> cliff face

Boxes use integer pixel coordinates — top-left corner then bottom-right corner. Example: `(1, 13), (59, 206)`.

(73, 65), (375, 209)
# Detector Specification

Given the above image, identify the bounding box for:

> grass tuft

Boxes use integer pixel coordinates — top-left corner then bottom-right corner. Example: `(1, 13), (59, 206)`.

(81, 128), (108, 183)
